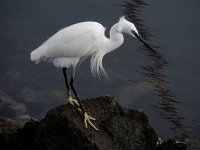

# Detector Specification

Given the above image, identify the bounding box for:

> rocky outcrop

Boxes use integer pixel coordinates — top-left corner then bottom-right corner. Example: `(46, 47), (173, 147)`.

(0, 96), (188, 150)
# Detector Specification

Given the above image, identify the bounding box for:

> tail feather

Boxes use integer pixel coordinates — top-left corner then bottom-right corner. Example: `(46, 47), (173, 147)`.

(30, 45), (46, 63)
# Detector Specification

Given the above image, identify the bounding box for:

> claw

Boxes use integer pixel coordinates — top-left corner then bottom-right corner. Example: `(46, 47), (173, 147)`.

(67, 97), (98, 131)
(84, 112), (98, 131)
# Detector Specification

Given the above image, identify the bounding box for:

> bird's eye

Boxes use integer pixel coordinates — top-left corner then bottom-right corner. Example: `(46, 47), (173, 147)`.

(131, 30), (137, 36)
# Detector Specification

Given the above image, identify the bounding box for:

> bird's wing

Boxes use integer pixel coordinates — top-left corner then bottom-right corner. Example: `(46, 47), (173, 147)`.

(43, 22), (106, 59)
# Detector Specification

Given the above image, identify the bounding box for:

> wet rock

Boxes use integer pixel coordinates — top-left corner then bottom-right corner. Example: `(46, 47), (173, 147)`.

(0, 96), (188, 150)
(156, 139), (188, 150)
(0, 117), (24, 150)
(35, 96), (157, 150)
(0, 118), (24, 134)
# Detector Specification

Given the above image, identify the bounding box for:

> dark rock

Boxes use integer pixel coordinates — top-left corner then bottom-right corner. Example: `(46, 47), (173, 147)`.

(35, 96), (157, 150)
(0, 118), (24, 150)
(16, 120), (40, 150)
(0, 96), (188, 150)
(156, 139), (188, 150)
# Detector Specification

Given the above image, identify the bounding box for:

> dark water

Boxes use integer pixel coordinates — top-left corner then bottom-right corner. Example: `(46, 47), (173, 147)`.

(1, 0), (200, 149)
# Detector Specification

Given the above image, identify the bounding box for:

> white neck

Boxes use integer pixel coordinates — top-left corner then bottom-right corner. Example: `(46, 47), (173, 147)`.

(89, 22), (124, 78)
(106, 23), (124, 53)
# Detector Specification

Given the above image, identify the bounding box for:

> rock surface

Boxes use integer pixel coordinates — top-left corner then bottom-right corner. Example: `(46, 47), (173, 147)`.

(0, 96), (188, 150)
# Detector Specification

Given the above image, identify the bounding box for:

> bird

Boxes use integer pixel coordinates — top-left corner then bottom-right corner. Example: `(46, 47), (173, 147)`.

(30, 16), (156, 131)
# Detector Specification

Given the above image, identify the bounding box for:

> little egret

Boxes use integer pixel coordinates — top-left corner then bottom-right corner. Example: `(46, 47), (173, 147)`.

(30, 16), (156, 131)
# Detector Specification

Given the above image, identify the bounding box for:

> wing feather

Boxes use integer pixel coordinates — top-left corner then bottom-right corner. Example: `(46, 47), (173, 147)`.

(43, 22), (105, 58)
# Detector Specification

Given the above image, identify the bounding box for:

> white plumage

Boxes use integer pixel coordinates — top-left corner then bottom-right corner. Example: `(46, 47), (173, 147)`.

(31, 21), (108, 76)
(30, 17), (156, 131)
(30, 17), (142, 77)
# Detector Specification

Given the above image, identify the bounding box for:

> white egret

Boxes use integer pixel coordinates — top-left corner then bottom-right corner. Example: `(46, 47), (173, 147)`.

(30, 16), (156, 131)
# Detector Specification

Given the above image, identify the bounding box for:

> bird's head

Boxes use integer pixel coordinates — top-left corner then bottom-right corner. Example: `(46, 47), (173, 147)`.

(118, 16), (139, 37)
(118, 16), (156, 54)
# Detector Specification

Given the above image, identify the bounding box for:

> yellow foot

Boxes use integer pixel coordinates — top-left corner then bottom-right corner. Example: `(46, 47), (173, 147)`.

(83, 112), (98, 131)
(67, 97), (98, 131)
(67, 96), (80, 107)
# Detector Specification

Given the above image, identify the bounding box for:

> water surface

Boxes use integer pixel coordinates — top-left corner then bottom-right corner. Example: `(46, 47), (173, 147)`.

(0, 0), (200, 149)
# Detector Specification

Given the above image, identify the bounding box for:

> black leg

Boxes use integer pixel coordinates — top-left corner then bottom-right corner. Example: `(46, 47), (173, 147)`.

(62, 68), (70, 96)
(63, 68), (98, 130)
(70, 75), (86, 114)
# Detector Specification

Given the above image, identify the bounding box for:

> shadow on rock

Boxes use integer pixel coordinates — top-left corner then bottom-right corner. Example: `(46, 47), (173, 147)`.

(0, 96), (188, 150)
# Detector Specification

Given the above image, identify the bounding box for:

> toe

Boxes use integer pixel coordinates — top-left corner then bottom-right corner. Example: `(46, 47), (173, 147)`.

(88, 115), (96, 121)
(84, 113), (98, 131)
(67, 96), (80, 107)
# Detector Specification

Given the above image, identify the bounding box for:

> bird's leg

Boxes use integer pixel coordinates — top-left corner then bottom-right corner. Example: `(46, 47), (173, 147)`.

(62, 68), (79, 107)
(70, 69), (98, 131)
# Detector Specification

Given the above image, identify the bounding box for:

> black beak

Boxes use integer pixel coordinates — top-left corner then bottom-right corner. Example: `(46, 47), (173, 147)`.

(132, 31), (156, 54)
